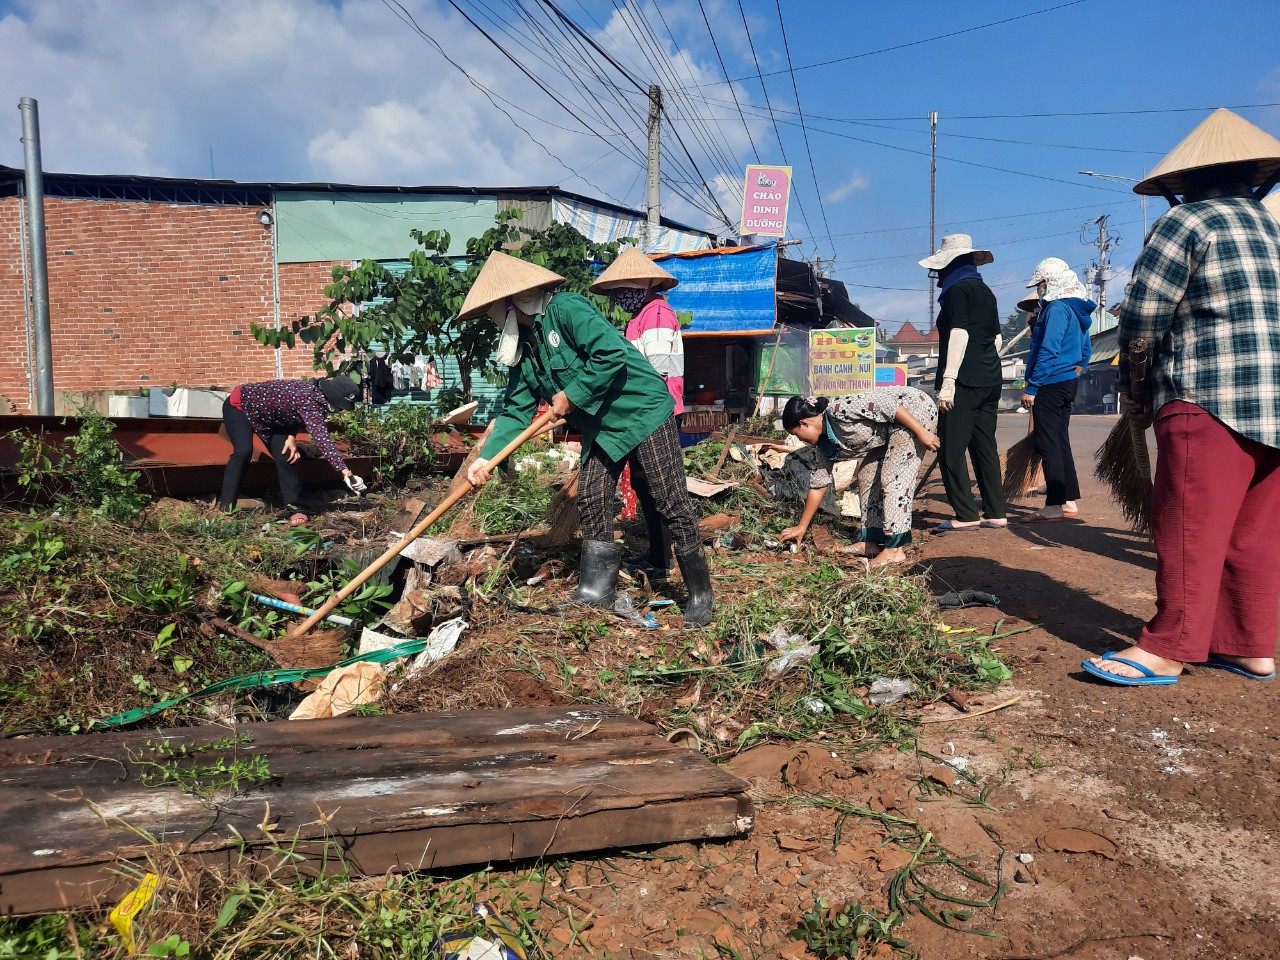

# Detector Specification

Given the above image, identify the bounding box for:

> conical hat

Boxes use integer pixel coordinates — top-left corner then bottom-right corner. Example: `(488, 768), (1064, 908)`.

(1262, 190), (1280, 219)
(1016, 295), (1040, 313)
(1135, 108), (1280, 197)
(457, 251), (565, 320)
(588, 246), (679, 293)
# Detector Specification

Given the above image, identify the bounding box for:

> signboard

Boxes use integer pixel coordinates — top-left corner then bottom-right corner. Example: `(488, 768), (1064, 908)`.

(874, 364), (908, 387)
(740, 165), (793, 238)
(809, 328), (876, 396)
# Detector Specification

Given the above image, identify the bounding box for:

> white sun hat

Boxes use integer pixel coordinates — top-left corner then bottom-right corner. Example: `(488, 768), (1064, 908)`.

(917, 233), (994, 270)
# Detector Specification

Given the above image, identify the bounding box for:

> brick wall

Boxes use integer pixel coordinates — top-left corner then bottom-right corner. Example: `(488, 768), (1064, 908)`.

(0, 197), (345, 412)
(277, 260), (346, 379)
(0, 198), (28, 411)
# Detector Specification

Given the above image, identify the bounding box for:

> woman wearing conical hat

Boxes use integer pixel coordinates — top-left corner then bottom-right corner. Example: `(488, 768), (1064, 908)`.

(459, 251), (713, 627)
(1082, 108), (1280, 686)
(589, 247), (685, 579)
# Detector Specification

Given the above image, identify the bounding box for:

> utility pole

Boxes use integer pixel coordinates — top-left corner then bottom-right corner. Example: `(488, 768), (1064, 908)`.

(928, 110), (938, 329)
(1084, 214), (1117, 318)
(645, 84), (661, 253)
(20, 97), (53, 416)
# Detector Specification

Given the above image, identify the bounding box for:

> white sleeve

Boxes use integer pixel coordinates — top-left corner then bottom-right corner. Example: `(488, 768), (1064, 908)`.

(942, 329), (969, 381)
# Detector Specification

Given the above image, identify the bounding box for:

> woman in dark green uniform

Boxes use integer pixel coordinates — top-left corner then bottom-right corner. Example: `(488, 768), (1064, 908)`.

(459, 252), (713, 627)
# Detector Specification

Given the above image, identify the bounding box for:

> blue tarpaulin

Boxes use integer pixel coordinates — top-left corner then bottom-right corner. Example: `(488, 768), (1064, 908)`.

(653, 242), (778, 335)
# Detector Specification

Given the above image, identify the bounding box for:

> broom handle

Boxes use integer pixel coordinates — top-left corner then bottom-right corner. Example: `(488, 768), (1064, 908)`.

(290, 409), (559, 637)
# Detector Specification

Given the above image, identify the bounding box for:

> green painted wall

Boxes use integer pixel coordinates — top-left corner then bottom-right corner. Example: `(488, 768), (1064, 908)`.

(275, 192), (499, 263)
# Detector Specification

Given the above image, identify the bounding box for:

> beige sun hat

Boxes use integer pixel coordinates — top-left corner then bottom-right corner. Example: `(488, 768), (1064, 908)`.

(1017, 294), (1041, 313)
(1135, 108), (1280, 198)
(918, 233), (995, 270)
(1262, 189), (1280, 219)
(457, 251), (565, 321)
(588, 246), (679, 293)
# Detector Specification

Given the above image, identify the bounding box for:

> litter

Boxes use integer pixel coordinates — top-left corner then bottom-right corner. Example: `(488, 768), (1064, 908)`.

(109, 872), (160, 953)
(763, 626), (818, 679)
(936, 590), (1001, 610)
(289, 661), (384, 719)
(434, 902), (528, 960)
(250, 593), (354, 627)
(867, 677), (918, 706)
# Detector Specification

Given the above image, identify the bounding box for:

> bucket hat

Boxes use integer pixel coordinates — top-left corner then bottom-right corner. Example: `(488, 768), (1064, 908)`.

(588, 247), (679, 293)
(1026, 257), (1071, 288)
(1135, 108), (1280, 197)
(457, 251), (565, 321)
(318, 375), (359, 411)
(917, 233), (994, 270)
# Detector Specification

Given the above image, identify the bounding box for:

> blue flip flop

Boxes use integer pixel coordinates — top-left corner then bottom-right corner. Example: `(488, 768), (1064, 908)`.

(1080, 652), (1179, 686)
(1202, 654), (1276, 681)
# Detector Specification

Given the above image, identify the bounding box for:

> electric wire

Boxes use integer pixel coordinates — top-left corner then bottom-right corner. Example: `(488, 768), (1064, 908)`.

(694, 0), (762, 166)
(537, 0), (736, 230)
(733, 0), (818, 252)
(379, 0), (629, 205)
(692, 1), (1088, 86)
(774, 0), (835, 258)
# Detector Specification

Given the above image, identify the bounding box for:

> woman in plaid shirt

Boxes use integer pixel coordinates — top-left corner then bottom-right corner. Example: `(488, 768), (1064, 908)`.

(1083, 109), (1280, 686)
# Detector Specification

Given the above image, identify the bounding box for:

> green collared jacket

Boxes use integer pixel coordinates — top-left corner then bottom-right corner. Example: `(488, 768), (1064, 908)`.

(480, 292), (676, 462)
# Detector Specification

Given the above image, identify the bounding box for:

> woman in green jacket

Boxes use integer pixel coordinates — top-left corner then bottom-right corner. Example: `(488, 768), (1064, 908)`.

(459, 252), (713, 627)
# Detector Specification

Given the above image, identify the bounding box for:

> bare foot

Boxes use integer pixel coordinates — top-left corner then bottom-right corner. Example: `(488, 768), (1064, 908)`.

(842, 541), (879, 557)
(1208, 653), (1276, 676)
(871, 548), (908, 567)
(1086, 645), (1184, 680)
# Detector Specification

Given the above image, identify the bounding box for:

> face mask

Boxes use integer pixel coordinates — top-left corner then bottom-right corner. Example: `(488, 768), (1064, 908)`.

(487, 301), (522, 367)
(512, 289), (552, 317)
(611, 287), (648, 315)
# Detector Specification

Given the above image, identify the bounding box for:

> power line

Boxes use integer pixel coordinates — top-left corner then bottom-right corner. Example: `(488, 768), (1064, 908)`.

(379, 0), (629, 205)
(695, 1), (1088, 86)
(695, 0), (761, 166)
(733, 0), (818, 251)
(774, 0), (834, 258)
(537, 0), (736, 230)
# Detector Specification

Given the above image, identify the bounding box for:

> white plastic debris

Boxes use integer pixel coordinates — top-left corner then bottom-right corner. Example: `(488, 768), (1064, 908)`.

(764, 626), (819, 678)
(1016, 853), (1035, 864)
(867, 677), (918, 706)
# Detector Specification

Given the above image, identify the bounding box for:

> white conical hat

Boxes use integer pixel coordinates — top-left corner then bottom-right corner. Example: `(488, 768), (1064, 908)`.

(1135, 108), (1280, 197)
(457, 251), (565, 320)
(589, 246), (679, 293)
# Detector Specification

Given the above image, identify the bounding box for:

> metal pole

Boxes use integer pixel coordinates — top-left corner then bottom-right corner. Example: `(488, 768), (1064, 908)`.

(645, 84), (662, 252)
(1097, 214), (1109, 314)
(20, 97), (54, 415)
(928, 110), (938, 328)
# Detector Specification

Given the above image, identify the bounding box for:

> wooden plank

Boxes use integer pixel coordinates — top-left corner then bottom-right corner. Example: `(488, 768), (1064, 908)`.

(0, 708), (752, 914)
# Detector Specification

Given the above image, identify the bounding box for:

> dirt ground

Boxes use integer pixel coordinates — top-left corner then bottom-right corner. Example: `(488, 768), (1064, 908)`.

(498, 414), (1278, 960)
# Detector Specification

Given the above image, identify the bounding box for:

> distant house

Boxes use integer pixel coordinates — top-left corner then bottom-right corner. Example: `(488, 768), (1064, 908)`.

(882, 321), (940, 362)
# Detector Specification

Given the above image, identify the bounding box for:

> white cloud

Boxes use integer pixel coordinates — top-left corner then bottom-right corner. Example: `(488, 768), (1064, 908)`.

(1, 0), (766, 235)
(828, 170), (870, 203)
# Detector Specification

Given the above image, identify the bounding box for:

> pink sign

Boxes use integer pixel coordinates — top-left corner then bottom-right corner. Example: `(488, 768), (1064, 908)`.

(739, 164), (793, 238)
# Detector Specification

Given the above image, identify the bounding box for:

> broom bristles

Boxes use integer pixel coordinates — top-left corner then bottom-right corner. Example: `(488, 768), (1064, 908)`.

(1002, 433), (1043, 500)
(544, 466), (582, 546)
(1093, 417), (1154, 534)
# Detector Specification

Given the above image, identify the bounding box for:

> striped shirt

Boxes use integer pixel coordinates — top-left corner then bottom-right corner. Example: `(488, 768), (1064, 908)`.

(1118, 195), (1280, 449)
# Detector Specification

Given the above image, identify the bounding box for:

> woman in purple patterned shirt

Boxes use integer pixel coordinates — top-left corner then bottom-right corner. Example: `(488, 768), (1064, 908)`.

(218, 376), (367, 517)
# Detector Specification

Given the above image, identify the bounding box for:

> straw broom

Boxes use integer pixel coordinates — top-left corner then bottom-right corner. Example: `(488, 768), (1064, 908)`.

(1001, 412), (1041, 500)
(1094, 339), (1154, 534)
(544, 466), (582, 545)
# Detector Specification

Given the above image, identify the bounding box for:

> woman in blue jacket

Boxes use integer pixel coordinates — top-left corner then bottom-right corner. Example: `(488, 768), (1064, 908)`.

(1021, 258), (1095, 522)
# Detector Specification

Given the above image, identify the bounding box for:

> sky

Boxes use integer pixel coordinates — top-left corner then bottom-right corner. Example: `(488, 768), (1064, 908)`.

(5, 0), (1280, 333)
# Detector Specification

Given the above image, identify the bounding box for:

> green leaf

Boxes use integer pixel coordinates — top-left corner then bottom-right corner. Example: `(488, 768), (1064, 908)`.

(213, 894), (243, 931)
(172, 655), (194, 675)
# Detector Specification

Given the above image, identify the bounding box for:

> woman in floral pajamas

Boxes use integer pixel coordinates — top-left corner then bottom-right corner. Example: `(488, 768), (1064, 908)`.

(778, 388), (940, 567)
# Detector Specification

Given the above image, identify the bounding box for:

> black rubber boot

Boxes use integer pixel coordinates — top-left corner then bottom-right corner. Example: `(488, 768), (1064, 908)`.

(675, 546), (715, 627)
(573, 540), (624, 608)
(645, 518), (675, 578)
